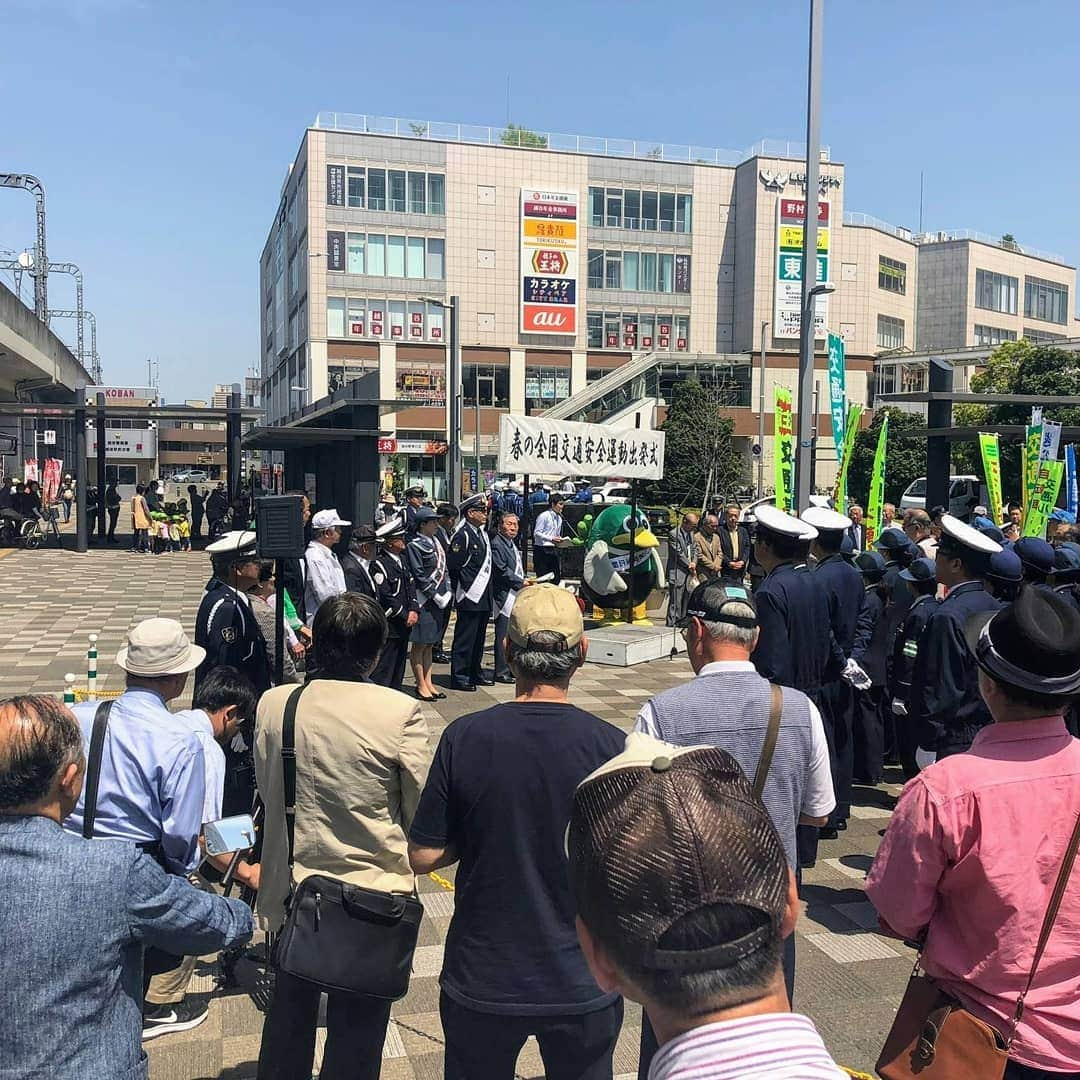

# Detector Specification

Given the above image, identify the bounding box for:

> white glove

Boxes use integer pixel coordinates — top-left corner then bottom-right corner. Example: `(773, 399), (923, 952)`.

(230, 733), (248, 754)
(891, 699), (908, 716)
(842, 658), (872, 690)
(915, 747), (937, 770)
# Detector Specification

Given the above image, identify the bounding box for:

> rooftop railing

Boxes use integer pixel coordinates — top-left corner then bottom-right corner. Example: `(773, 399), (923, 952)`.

(312, 112), (828, 168)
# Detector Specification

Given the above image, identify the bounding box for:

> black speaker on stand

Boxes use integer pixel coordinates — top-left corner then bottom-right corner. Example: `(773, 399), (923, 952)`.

(256, 495), (307, 684)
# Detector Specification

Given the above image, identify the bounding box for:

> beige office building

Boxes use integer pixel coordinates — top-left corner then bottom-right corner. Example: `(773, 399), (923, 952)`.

(260, 113), (1075, 498)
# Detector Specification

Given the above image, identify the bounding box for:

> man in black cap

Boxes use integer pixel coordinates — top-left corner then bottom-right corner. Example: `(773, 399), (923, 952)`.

(369, 517), (419, 691)
(909, 514), (1002, 762)
(749, 506), (833, 700)
(403, 485), (426, 539)
(448, 494), (494, 690)
(568, 736), (847, 1080)
(340, 525), (378, 599)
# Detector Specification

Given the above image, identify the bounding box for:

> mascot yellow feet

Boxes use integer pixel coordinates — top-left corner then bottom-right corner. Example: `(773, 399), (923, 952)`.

(592, 602), (652, 626)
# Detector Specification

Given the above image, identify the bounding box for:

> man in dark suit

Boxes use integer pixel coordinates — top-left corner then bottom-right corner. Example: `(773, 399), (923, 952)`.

(847, 504), (865, 553)
(340, 525), (377, 598)
(448, 493), (494, 691)
(492, 513), (528, 683)
(666, 511), (699, 627)
(717, 504), (752, 582)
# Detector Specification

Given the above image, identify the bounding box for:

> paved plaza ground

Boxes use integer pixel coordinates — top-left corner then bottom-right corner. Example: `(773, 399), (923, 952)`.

(0, 542), (912, 1078)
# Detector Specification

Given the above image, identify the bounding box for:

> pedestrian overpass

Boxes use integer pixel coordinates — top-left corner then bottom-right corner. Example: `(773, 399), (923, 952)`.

(541, 350), (752, 426)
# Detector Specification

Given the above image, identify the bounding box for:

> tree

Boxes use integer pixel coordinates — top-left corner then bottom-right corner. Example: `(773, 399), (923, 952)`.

(1001, 232), (1019, 251)
(846, 406), (928, 506)
(637, 380), (745, 509)
(499, 123), (548, 149)
(952, 340), (1080, 501)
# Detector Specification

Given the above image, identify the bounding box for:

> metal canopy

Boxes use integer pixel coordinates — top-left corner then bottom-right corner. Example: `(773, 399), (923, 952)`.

(242, 425), (382, 449)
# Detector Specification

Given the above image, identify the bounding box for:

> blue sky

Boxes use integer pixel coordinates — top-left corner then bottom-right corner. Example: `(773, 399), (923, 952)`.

(3, 0), (1077, 400)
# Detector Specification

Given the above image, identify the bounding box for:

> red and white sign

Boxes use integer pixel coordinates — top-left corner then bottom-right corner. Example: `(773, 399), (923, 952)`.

(606, 333), (617, 347)
(372, 323), (384, 336)
(350, 321), (364, 335)
(410, 325), (422, 337)
(520, 188), (578, 336)
(677, 337), (687, 350)
(411, 312), (423, 324)
(377, 437), (397, 453)
(624, 335), (636, 347)
(642, 336), (653, 348)
(371, 309), (383, 322)
(431, 326), (443, 339)
(391, 324), (403, 338)
(659, 323), (671, 335)
(659, 336), (670, 347)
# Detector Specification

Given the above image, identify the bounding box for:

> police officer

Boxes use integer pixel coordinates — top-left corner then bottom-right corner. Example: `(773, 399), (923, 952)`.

(433, 504), (458, 663)
(194, 529), (272, 815)
(750, 505), (832, 697)
(886, 557), (940, 779)
(448, 493), (494, 691)
(909, 514), (1002, 763)
(369, 517), (418, 691)
(803, 506), (862, 854)
(1014, 537), (1057, 593)
(850, 551), (892, 786)
(1053, 543), (1080, 612)
(403, 485), (426, 538)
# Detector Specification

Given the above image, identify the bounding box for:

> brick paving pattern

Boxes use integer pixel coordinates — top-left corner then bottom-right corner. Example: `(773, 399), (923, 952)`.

(0, 545), (912, 1078)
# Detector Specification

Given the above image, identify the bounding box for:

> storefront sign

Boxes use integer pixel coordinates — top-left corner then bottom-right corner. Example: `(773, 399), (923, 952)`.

(327, 165), (345, 206)
(520, 188), (578, 336)
(498, 414), (664, 479)
(674, 254), (691, 294)
(759, 169), (842, 193)
(86, 427), (157, 459)
(327, 231), (345, 272)
(377, 437), (448, 456)
(773, 199), (829, 339)
(86, 385), (158, 407)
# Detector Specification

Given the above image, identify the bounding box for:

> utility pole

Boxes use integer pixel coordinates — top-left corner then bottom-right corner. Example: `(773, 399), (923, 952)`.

(757, 321), (768, 497)
(794, 0), (825, 515)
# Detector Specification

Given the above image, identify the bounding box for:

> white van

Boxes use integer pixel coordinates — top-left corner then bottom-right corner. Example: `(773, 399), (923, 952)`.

(900, 476), (988, 518)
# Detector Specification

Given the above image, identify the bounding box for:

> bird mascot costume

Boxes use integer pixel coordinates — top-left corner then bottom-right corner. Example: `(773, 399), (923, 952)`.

(581, 504), (666, 624)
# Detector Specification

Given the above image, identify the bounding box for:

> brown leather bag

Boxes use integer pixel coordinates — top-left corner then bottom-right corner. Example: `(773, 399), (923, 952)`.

(876, 810), (1080, 1079)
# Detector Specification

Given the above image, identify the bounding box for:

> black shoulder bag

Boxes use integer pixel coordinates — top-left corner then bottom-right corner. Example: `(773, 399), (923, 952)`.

(82, 700), (114, 839)
(272, 685), (424, 998)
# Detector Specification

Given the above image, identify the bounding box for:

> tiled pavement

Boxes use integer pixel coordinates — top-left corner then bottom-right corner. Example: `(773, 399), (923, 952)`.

(0, 544), (913, 1078)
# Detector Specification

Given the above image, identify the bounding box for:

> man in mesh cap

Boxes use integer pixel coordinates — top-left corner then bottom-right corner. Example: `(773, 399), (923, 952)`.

(568, 734), (847, 1079)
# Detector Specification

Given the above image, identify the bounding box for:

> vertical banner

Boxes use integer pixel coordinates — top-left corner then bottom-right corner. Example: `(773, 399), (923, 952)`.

(1024, 420), (1043, 519)
(774, 198), (830, 338)
(1022, 460), (1064, 538)
(520, 189), (579, 335)
(42, 458), (63, 507)
(773, 385), (794, 513)
(978, 432), (1004, 523)
(1039, 420), (1062, 464)
(865, 414), (890, 549)
(827, 332), (846, 461)
(834, 402), (863, 510)
(1067, 445), (1078, 519)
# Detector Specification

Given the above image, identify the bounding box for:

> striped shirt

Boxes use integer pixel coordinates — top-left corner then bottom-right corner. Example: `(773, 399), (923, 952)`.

(649, 1012), (848, 1079)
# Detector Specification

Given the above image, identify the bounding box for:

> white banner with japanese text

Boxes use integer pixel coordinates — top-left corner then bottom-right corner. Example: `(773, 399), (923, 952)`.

(498, 415), (665, 479)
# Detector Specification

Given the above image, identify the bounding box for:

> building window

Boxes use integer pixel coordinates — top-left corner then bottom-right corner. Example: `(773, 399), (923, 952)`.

(605, 188), (622, 228)
(1024, 276), (1069, 325)
(676, 193), (692, 233)
(525, 365), (572, 411)
(974, 324), (1017, 346)
(658, 253), (674, 293)
(587, 312), (603, 348)
(624, 189), (640, 230)
(366, 233), (386, 275)
(1023, 328), (1067, 343)
(462, 365), (509, 408)
(877, 314), (905, 350)
(336, 232), (444, 279)
(642, 190), (658, 230)
(587, 250), (603, 289)
(878, 255), (907, 294)
(426, 238), (445, 280)
(406, 236), (425, 279)
(347, 233), (365, 274)
(428, 174), (445, 215)
(588, 186), (692, 232)
(589, 310), (689, 351)
(327, 297), (346, 339)
(589, 187), (604, 227)
(659, 192), (676, 232)
(408, 172), (426, 214)
(388, 170), (407, 212)
(587, 249), (690, 295)
(605, 251), (621, 290)
(347, 167), (365, 208)
(975, 269), (1018, 315)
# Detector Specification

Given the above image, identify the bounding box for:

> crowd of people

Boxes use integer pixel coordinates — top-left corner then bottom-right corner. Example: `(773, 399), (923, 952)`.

(1, 482), (1079, 1080)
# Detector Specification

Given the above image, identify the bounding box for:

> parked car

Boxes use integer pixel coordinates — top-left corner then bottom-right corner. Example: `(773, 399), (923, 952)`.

(171, 470), (209, 484)
(738, 494), (831, 525)
(899, 475), (988, 518)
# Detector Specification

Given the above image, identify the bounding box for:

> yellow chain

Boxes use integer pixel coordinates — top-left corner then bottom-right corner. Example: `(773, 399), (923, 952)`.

(428, 871), (455, 892)
(72, 689), (123, 702)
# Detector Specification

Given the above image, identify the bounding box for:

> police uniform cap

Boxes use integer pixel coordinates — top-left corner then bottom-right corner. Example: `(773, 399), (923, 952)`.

(801, 506), (852, 534)
(1053, 543), (1080, 575)
(206, 529), (258, 558)
(875, 528), (909, 552)
(754, 503), (818, 541)
(459, 493), (488, 513)
(405, 485), (426, 499)
(986, 548), (1023, 583)
(437, 502), (458, 517)
(414, 506), (439, 524)
(855, 550), (886, 581)
(973, 517), (1005, 543)
(840, 533), (856, 558)
(937, 513), (1002, 557)
(375, 515), (406, 541)
(1014, 537), (1056, 576)
(899, 556), (937, 583)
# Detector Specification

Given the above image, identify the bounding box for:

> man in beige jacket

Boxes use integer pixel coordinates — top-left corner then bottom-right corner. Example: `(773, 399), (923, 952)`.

(254, 592), (431, 1080)
(694, 511), (724, 582)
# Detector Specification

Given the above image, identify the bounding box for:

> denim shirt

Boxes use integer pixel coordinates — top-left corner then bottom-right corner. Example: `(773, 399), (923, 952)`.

(0, 815), (254, 1080)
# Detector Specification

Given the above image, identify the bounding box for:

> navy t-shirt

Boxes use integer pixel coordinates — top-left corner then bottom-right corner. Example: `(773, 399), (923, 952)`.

(409, 701), (625, 1015)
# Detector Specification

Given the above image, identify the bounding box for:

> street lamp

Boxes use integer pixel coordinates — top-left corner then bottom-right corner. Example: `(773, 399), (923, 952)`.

(419, 295), (460, 500)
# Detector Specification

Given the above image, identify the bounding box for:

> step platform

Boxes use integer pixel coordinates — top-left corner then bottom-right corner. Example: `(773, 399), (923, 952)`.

(584, 621), (686, 667)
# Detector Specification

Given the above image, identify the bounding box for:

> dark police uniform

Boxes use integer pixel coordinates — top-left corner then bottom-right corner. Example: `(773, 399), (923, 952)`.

(403, 492), (425, 539)
(887, 592), (940, 778)
(448, 516), (494, 689)
(910, 579), (1002, 758)
(434, 522), (454, 659)
(370, 549), (418, 691)
(850, 582), (892, 784)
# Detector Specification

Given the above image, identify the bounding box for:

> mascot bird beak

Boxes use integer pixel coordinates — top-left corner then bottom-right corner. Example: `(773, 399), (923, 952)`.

(612, 525), (660, 550)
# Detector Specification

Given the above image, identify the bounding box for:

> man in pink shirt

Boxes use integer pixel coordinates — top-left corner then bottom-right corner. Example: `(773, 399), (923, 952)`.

(867, 587), (1080, 1079)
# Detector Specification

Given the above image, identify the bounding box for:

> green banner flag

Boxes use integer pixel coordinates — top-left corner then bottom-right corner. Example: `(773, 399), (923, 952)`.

(774, 385), (794, 513)
(1022, 460), (1064, 538)
(978, 432), (1004, 523)
(827, 332), (846, 459)
(834, 402), (863, 510)
(1024, 421), (1043, 521)
(865, 414), (889, 549)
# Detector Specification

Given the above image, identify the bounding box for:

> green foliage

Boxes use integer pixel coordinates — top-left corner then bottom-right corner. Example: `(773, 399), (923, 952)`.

(847, 407), (928, 506)
(636, 380), (745, 509)
(408, 122), (429, 137)
(952, 340), (1080, 501)
(387, 454), (406, 494)
(499, 123), (548, 149)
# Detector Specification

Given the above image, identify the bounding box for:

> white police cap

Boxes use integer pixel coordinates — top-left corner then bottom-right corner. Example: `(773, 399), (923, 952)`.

(459, 493), (488, 513)
(754, 503), (819, 541)
(206, 529), (258, 556)
(375, 512), (407, 540)
(939, 513), (1002, 555)
(801, 506), (853, 533)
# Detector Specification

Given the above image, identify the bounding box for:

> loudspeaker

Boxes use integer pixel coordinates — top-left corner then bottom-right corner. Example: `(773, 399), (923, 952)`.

(256, 495), (306, 558)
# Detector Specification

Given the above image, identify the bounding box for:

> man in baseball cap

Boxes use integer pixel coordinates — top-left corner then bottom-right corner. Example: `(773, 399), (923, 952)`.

(304, 510), (350, 626)
(567, 734), (847, 1078)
